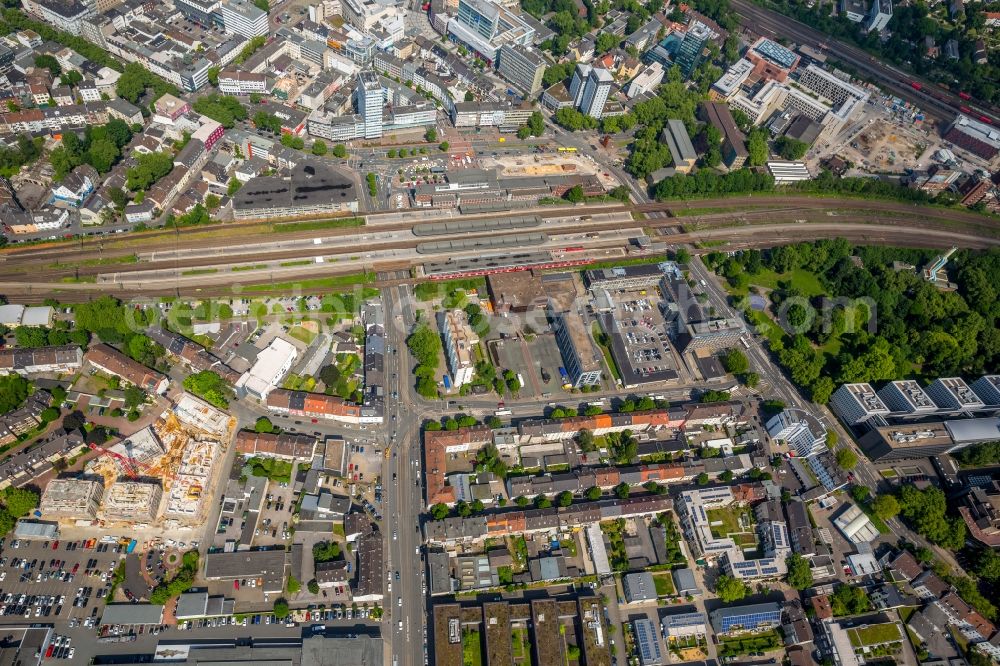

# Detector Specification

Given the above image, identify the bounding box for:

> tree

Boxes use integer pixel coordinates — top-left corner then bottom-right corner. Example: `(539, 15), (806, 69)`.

(563, 185), (585, 203)
(286, 575), (301, 594)
(696, 472), (709, 485)
(307, 579), (320, 594)
(830, 585), (870, 616)
(517, 125), (531, 140)
(464, 91), (474, 102)
(455, 500), (472, 517)
(614, 482), (630, 500)
(585, 486), (602, 501)
(747, 128), (769, 166)
(312, 540), (340, 562)
(34, 54), (61, 77)
(595, 32), (619, 53)
(1, 487), (40, 518)
(515, 496), (530, 507)
(715, 575), (748, 602)
(40, 407), (60, 423)
(438, 142), (450, 152)
(872, 494), (900, 521)
(430, 503), (449, 520)
(527, 112), (544, 137)
(775, 136), (810, 160)
(424, 127), (437, 142)
(273, 599), (290, 619)
(786, 553), (814, 590)
(332, 144), (347, 158)
(557, 491), (574, 507)
(127, 151), (174, 191)
(182, 370), (231, 409)
(836, 448), (858, 470)
(311, 140), (327, 156)
(897, 484), (967, 550)
(255, 416), (274, 433)
(535, 495), (552, 509)
(720, 470), (734, 482)
(0, 375), (29, 413)
(722, 348), (750, 374)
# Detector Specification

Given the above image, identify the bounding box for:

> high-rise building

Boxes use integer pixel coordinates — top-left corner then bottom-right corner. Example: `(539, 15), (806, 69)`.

(579, 66), (613, 119)
(438, 309), (478, 388)
(674, 22), (712, 78)
(569, 63), (590, 107)
(551, 307), (602, 388)
(220, 0), (269, 38)
(355, 71), (384, 139)
(497, 43), (545, 97)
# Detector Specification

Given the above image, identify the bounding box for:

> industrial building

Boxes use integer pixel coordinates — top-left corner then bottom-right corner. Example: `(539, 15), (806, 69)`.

(101, 481), (163, 522)
(661, 119), (697, 174)
(40, 478), (105, 520)
(232, 161), (359, 220)
(236, 338), (298, 399)
(944, 114), (1000, 161)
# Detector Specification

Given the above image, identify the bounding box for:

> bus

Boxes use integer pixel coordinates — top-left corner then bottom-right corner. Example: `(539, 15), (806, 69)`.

(557, 146), (577, 152)
(495, 409), (512, 417)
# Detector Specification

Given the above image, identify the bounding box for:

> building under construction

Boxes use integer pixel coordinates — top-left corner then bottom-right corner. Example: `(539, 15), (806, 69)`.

(40, 478), (105, 520)
(102, 481), (163, 523)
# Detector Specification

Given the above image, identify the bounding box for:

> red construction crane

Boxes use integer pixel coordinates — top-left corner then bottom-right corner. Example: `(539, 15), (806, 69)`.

(86, 442), (153, 479)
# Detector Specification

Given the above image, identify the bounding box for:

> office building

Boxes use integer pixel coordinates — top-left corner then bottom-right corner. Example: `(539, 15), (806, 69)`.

(972, 376), (1000, 406)
(745, 37), (800, 82)
(439, 309), (478, 388)
(40, 478), (104, 520)
(840, 0), (892, 31)
(674, 22), (712, 77)
(944, 114), (1000, 161)
(355, 71), (384, 139)
(633, 618), (665, 666)
(552, 308), (602, 388)
(877, 380), (938, 415)
(831, 383), (891, 425)
(661, 119), (697, 173)
(766, 410), (825, 457)
(925, 377), (986, 412)
(220, 0), (268, 38)
(448, 0), (534, 64)
(711, 59), (755, 101)
(710, 603), (782, 636)
(497, 43), (545, 97)
(797, 64), (869, 107)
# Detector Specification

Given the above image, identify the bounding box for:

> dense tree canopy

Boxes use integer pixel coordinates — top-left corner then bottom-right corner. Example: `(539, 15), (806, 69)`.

(896, 484), (966, 550)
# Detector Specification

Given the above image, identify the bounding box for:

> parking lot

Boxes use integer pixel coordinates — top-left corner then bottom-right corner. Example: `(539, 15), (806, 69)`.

(601, 289), (680, 384)
(489, 334), (565, 398)
(0, 536), (123, 628)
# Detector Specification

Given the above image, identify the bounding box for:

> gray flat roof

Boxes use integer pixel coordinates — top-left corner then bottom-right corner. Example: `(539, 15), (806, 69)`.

(945, 417), (1000, 444)
(203, 549), (287, 593)
(101, 603), (164, 625)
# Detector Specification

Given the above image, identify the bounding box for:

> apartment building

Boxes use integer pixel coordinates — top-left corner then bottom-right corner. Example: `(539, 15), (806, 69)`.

(439, 309), (478, 388)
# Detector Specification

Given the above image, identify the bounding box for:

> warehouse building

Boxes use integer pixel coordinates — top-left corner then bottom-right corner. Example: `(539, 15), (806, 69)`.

(236, 338), (298, 399)
(833, 503), (880, 545)
(944, 114), (1000, 161)
(204, 549), (287, 593)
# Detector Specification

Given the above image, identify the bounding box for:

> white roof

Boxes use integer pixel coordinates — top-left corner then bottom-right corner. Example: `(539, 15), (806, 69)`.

(21, 306), (53, 326)
(0, 304), (25, 325)
(236, 337), (297, 395)
(834, 504), (880, 544)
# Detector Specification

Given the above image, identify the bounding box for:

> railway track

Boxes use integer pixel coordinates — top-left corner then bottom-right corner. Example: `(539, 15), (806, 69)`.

(3, 217), (997, 301)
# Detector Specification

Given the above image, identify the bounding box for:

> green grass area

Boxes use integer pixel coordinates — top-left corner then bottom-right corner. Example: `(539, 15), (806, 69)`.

(847, 623), (902, 647)
(181, 268), (218, 276)
(231, 264), (267, 272)
(591, 321), (621, 384)
(511, 627), (532, 666)
(462, 629), (483, 666)
(575, 255), (670, 271)
(245, 456), (293, 483)
(880, 469), (897, 478)
(706, 505), (755, 539)
(733, 267), (826, 298)
(279, 260), (313, 267)
(271, 217), (365, 232)
(48, 254), (138, 269)
(717, 631), (781, 657)
(282, 374), (317, 392)
(414, 277), (486, 301)
(288, 326), (316, 344)
(245, 272), (375, 292)
(653, 573), (675, 597)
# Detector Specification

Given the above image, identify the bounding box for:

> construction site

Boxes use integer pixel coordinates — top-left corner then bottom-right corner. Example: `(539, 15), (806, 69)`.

(80, 394), (234, 531)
